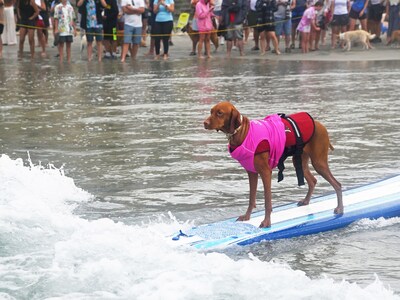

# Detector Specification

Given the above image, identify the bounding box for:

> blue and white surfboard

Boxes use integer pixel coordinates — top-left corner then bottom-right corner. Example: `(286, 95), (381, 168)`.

(171, 175), (400, 250)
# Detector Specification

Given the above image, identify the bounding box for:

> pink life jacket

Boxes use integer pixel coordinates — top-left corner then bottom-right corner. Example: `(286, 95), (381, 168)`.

(228, 114), (286, 173)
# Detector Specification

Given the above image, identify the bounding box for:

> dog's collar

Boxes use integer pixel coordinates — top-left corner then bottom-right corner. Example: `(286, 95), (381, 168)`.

(226, 115), (243, 141)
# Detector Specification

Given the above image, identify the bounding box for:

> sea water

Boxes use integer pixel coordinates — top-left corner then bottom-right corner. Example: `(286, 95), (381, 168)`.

(0, 154), (399, 299)
(1, 58), (400, 299)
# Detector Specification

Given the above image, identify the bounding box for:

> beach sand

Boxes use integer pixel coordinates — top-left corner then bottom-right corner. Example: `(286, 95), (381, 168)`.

(2, 30), (399, 62)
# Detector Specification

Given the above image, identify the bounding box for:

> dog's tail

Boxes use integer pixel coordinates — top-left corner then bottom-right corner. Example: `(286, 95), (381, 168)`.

(368, 33), (376, 40)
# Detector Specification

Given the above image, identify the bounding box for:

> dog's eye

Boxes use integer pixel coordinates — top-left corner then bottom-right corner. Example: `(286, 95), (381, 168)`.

(216, 111), (223, 117)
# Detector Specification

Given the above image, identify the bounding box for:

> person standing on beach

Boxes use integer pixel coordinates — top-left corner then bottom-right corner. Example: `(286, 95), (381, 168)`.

(290, 0), (305, 48)
(348, 0), (368, 31)
(385, 0), (400, 44)
(54, 0), (76, 62)
(195, 0), (214, 58)
(296, 0), (322, 53)
(120, 0), (145, 62)
(34, 0), (48, 58)
(0, 0), (4, 58)
(221, 0), (247, 57)
(2, 0), (18, 46)
(367, 0), (384, 43)
(330, 0), (349, 49)
(77, 0), (108, 61)
(275, 0), (296, 53)
(102, 0), (119, 58)
(153, 0), (174, 60)
(17, 0), (40, 58)
(256, 0), (281, 55)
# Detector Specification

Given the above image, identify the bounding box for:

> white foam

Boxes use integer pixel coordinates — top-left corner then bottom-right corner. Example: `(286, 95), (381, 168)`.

(0, 154), (398, 299)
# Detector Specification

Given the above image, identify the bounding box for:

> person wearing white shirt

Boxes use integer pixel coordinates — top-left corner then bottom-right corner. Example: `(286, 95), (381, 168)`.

(120, 0), (145, 62)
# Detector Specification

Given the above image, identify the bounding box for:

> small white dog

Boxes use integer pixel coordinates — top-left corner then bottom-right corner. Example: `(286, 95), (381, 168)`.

(339, 30), (376, 51)
(80, 31), (87, 58)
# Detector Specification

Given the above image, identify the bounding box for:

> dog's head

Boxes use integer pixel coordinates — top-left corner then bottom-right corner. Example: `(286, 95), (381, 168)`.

(204, 101), (241, 134)
(338, 32), (345, 40)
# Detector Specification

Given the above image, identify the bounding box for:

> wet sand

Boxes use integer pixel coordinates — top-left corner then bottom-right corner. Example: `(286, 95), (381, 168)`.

(2, 30), (400, 63)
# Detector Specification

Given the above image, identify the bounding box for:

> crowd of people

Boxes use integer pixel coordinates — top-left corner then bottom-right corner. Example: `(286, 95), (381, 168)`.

(0, 0), (399, 61)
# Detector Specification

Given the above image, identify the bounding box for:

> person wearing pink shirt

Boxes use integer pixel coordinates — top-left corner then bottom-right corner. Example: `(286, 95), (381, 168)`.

(195, 0), (214, 58)
(296, 0), (322, 53)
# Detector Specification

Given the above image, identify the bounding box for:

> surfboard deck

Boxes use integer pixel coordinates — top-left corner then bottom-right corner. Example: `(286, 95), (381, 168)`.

(171, 175), (400, 250)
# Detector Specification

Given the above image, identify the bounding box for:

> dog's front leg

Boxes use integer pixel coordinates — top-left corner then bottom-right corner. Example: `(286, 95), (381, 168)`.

(254, 153), (273, 228)
(237, 171), (258, 222)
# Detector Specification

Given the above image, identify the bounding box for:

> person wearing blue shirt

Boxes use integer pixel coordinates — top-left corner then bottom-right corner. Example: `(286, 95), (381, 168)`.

(153, 0), (174, 59)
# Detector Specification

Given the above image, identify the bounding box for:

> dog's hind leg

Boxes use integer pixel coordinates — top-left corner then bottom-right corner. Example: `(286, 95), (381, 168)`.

(311, 159), (343, 214)
(303, 122), (343, 214)
(297, 152), (318, 207)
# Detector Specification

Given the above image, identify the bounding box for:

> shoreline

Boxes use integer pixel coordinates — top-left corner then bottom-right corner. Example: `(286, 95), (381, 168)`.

(2, 31), (399, 63)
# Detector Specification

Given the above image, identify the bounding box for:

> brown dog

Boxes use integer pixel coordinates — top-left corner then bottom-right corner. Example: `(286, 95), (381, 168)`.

(182, 22), (219, 55)
(387, 30), (400, 46)
(203, 102), (343, 228)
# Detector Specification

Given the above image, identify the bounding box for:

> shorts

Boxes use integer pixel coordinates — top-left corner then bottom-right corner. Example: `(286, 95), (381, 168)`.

(19, 17), (36, 29)
(104, 22), (117, 41)
(349, 8), (367, 20)
(258, 24), (276, 32)
(368, 3), (385, 21)
(331, 14), (349, 26)
(275, 17), (291, 36)
(213, 10), (222, 17)
(0, 24), (3, 35)
(123, 24), (142, 44)
(86, 27), (104, 42)
(298, 24), (310, 33)
(59, 35), (73, 43)
(225, 24), (243, 41)
(36, 19), (45, 28)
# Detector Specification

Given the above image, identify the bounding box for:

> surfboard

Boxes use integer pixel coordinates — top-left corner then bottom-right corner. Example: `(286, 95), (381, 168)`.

(171, 175), (400, 250)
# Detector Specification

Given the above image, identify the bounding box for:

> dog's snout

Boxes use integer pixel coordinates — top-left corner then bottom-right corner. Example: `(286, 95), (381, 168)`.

(204, 118), (210, 129)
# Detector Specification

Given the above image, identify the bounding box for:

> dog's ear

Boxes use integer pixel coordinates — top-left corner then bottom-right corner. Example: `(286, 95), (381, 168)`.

(229, 108), (241, 134)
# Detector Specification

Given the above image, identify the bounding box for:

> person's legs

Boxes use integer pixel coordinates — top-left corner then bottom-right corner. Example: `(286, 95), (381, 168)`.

(58, 41), (64, 62)
(205, 33), (211, 57)
(348, 17), (356, 31)
(121, 24), (132, 62)
(130, 26), (142, 59)
(267, 31), (280, 54)
(301, 31), (309, 53)
(19, 27), (27, 56)
(28, 28), (35, 58)
(36, 28), (46, 57)
(141, 18), (148, 46)
(259, 30), (266, 54)
(66, 41), (72, 63)
(360, 16), (368, 31)
(226, 40), (233, 57)
(198, 32), (205, 58)
(87, 41), (94, 61)
(86, 29), (94, 61)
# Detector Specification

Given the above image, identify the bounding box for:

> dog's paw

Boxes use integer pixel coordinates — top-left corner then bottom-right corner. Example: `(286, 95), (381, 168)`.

(237, 214), (250, 222)
(259, 219), (271, 228)
(334, 206), (344, 215)
(297, 199), (310, 207)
